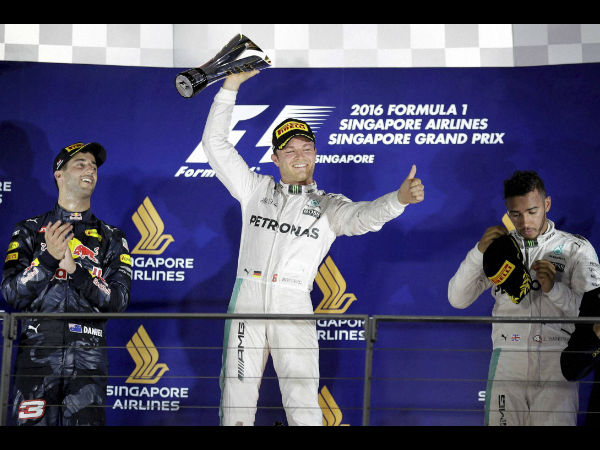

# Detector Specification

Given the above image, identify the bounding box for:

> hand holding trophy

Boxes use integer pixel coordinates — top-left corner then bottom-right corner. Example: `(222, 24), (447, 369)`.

(175, 34), (271, 98)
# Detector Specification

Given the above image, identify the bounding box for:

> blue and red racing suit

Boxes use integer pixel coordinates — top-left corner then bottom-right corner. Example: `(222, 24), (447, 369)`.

(2, 203), (131, 425)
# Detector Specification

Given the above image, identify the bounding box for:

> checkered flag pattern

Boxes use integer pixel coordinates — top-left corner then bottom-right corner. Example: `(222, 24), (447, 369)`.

(1, 24), (599, 68)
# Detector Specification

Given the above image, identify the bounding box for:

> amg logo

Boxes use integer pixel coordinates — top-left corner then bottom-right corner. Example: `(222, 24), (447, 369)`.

(249, 215), (319, 239)
(237, 322), (245, 381)
(498, 394), (507, 426)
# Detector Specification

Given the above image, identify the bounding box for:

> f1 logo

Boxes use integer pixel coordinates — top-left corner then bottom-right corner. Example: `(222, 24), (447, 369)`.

(185, 104), (335, 164)
(185, 105), (269, 163)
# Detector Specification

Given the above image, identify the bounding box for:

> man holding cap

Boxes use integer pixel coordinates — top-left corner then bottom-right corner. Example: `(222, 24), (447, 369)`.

(1, 142), (131, 426)
(202, 70), (424, 426)
(448, 170), (600, 426)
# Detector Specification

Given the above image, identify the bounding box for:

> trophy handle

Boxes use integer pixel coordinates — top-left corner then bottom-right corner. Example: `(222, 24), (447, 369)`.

(175, 34), (271, 98)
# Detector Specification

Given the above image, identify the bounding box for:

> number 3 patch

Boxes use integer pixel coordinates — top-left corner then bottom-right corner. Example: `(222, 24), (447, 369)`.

(18, 399), (46, 419)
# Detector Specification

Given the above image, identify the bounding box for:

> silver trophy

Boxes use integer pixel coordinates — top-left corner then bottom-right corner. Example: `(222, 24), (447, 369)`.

(175, 34), (271, 98)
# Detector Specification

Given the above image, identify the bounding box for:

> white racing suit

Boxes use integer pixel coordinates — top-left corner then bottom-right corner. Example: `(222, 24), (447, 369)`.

(448, 221), (600, 425)
(203, 87), (407, 425)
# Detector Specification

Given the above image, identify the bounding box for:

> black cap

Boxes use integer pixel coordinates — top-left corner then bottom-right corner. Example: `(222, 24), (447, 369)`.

(483, 234), (532, 304)
(53, 142), (106, 172)
(272, 118), (315, 151)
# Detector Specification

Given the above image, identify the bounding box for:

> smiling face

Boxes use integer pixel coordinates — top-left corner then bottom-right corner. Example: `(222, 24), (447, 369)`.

(505, 189), (551, 240)
(271, 136), (317, 185)
(55, 151), (98, 199)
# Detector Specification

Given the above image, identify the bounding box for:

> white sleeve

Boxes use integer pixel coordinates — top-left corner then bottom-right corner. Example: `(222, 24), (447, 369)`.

(448, 243), (492, 309)
(546, 240), (600, 314)
(201, 87), (263, 203)
(327, 191), (407, 237)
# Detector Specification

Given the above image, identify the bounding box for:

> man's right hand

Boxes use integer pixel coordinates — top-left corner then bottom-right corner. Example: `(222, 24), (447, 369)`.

(477, 225), (508, 253)
(223, 69), (260, 92)
(44, 220), (73, 260)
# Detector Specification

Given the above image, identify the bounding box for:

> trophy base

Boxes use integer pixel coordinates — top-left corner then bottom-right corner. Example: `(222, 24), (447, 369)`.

(175, 70), (205, 98)
(174, 34), (271, 98)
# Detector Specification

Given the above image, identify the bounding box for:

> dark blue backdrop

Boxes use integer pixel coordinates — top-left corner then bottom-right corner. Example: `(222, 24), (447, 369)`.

(1, 61), (599, 425)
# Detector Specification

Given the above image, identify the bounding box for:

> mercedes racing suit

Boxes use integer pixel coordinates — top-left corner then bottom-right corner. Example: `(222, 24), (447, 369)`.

(448, 221), (600, 426)
(1, 204), (131, 426)
(203, 87), (407, 426)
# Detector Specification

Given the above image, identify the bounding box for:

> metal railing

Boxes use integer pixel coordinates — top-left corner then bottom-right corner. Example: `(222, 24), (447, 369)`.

(1, 312), (599, 426)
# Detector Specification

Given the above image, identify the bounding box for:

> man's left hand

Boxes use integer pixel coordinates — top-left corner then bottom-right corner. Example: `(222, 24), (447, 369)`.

(398, 164), (424, 205)
(532, 260), (556, 293)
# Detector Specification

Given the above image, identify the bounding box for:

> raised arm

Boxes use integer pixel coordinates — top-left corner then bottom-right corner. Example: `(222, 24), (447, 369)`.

(201, 71), (263, 202)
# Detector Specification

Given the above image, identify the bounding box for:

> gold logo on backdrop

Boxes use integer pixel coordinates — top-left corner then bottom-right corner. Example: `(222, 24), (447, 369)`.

(319, 386), (348, 426)
(131, 197), (175, 254)
(126, 325), (170, 384)
(314, 256), (357, 313)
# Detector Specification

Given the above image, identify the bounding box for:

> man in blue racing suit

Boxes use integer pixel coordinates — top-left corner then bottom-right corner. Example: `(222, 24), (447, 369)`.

(202, 70), (425, 426)
(1, 142), (131, 426)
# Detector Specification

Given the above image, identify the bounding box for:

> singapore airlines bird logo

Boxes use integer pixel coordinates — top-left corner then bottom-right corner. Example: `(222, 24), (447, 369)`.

(126, 325), (169, 384)
(314, 256), (357, 314)
(319, 385), (348, 426)
(131, 197), (174, 255)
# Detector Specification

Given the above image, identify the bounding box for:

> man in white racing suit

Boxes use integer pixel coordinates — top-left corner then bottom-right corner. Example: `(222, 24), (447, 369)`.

(448, 170), (600, 426)
(202, 70), (425, 426)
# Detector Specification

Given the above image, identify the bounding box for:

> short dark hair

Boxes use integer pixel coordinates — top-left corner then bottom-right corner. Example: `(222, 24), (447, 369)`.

(503, 170), (546, 199)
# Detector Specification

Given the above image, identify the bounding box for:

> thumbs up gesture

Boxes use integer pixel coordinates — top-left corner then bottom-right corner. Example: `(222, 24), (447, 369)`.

(397, 164), (424, 205)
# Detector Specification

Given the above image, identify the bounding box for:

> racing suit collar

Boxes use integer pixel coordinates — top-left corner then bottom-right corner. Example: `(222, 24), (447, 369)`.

(53, 203), (94, 222)
(512, 219), (556, 248)
(278, 180), (318, 195)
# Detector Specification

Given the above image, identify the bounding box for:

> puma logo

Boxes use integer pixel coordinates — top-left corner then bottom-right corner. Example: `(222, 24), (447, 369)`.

(28, 324), (41, 334)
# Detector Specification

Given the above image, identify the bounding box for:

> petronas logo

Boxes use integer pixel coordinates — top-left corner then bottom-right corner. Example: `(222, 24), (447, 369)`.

(126, 325), (169, 384)
(319, 386), (348, 426)
(314, 256), (357, 313)
(131, 197), (175, 254)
